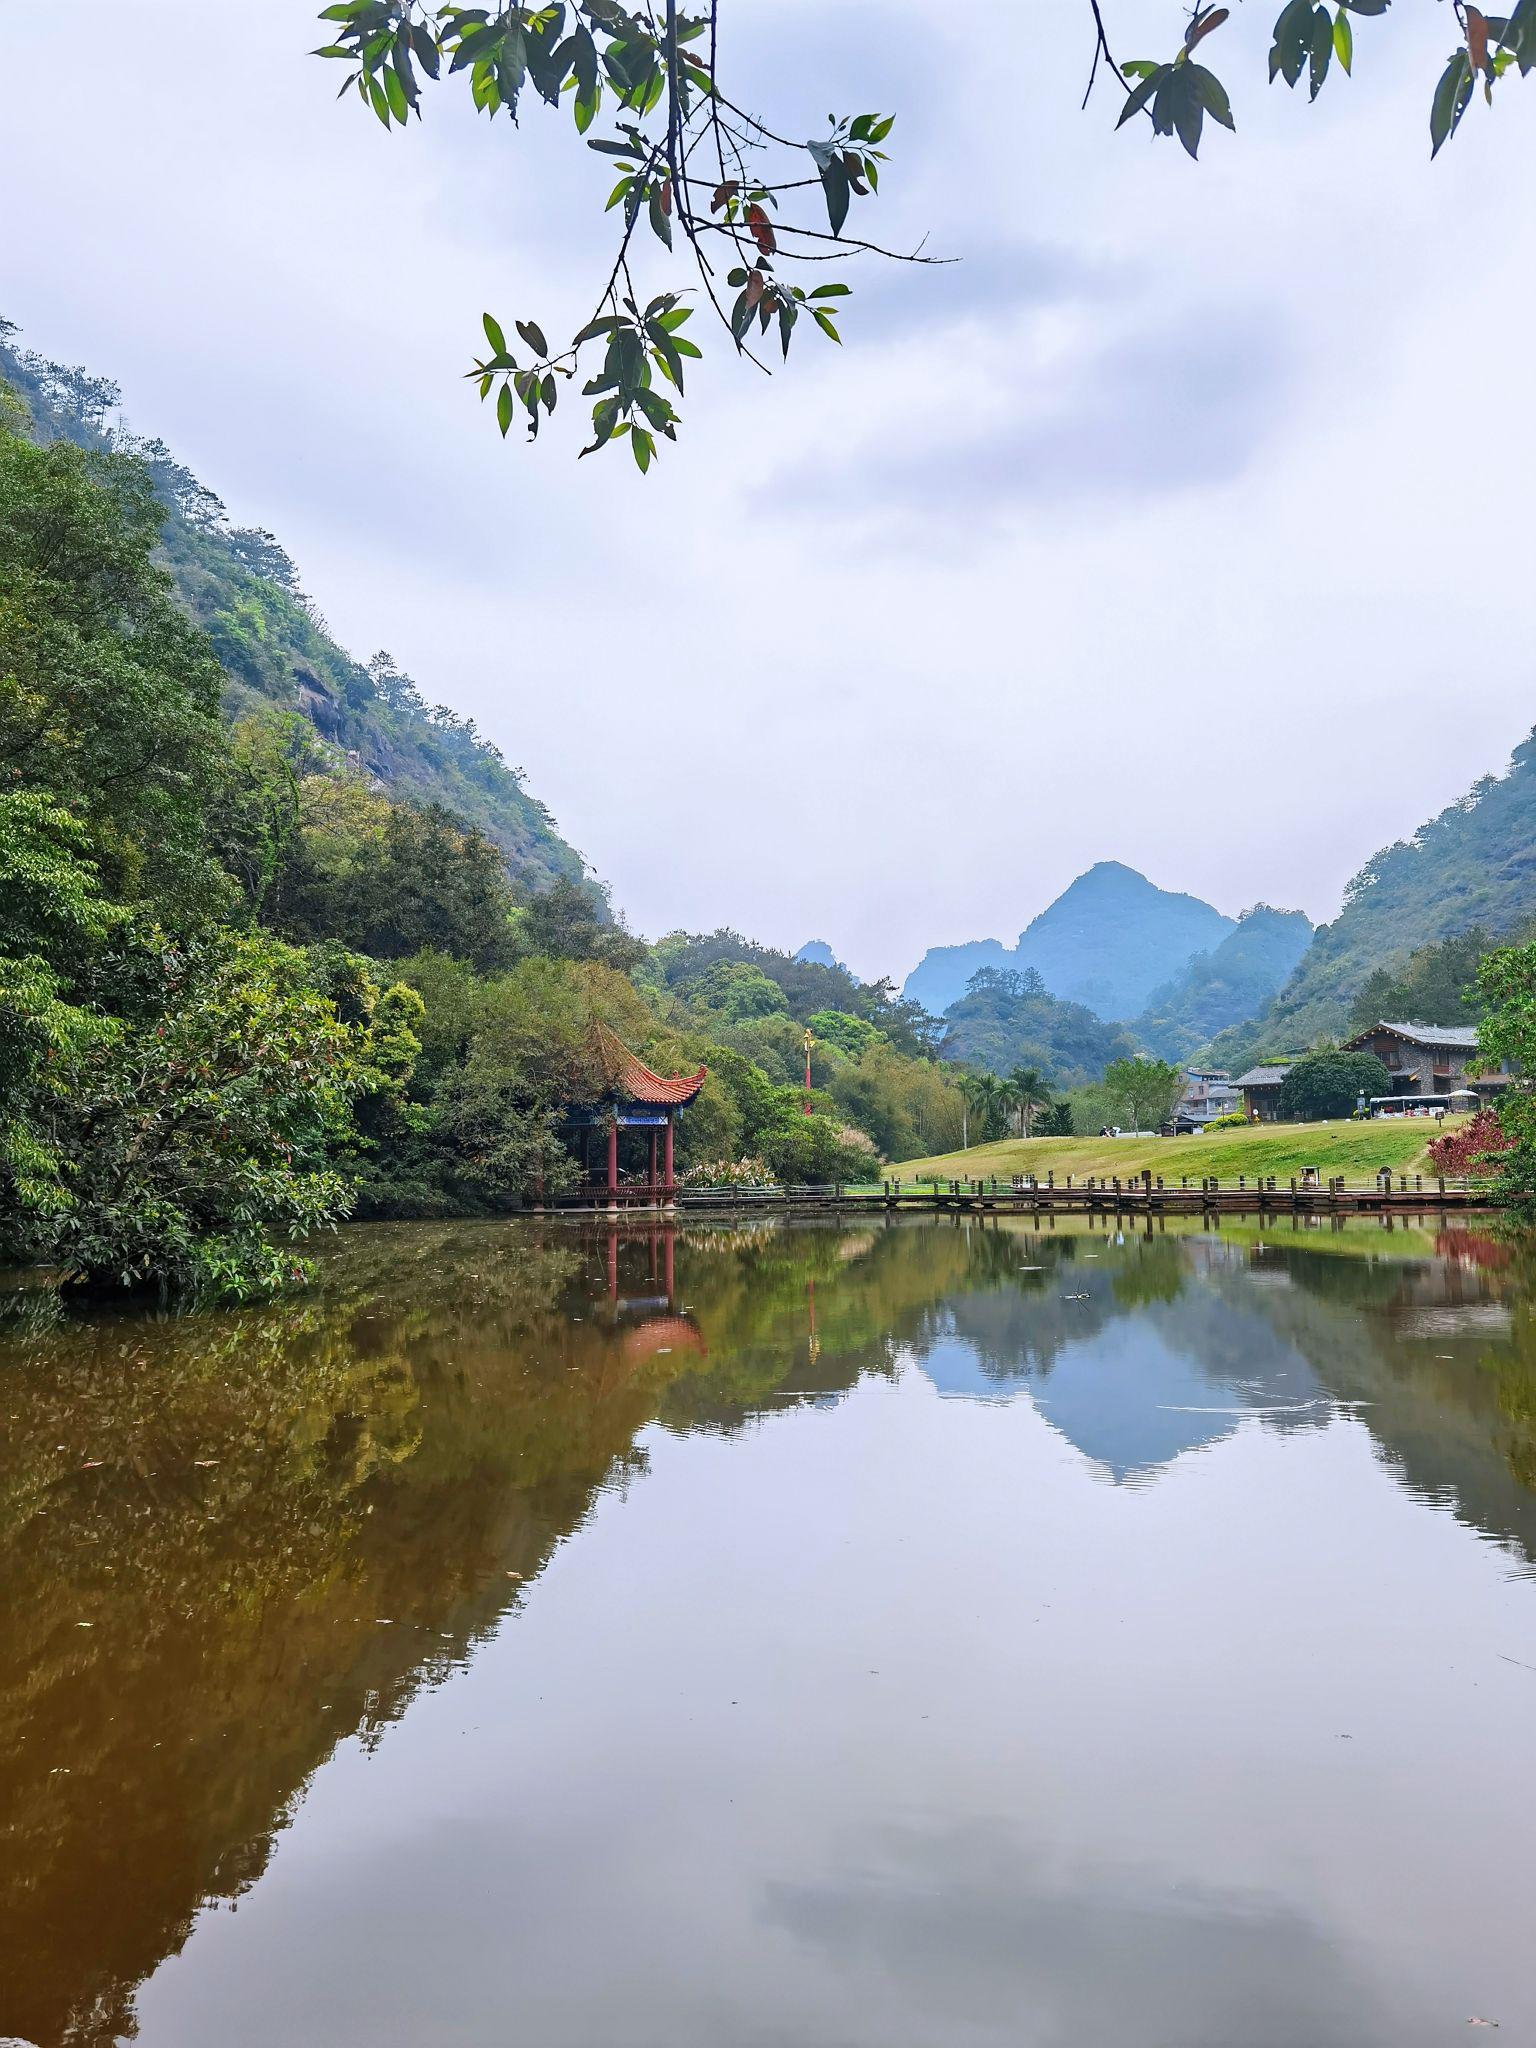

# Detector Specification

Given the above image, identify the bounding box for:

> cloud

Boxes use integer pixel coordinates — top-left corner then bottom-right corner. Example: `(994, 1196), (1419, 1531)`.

(761, 1816), (1392, 2046)
(764, 301), (1291, 525)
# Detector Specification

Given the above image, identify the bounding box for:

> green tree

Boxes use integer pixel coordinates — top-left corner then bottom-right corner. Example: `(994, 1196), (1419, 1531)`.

(519, 874), (645, 971)
(269, 775), (522, 970)
(1037, 1099), (1075, 1137)
(1347, 927), (1494, 1033)
(807, 1008), (884, 1058)
(1276, 1048), (1391, 1121)
(688, 958), (789, 1022)
(1472, 943), (1536, 1210)
(0, 794), (122, 1225)
(1101, 1055), (1185, 1132)
(1007, 1064), (1051, 1139)
(0, 414), (229, 922)
(19, 932), (389, 1299)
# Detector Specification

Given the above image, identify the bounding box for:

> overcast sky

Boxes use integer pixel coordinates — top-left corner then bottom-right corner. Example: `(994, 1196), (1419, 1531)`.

(3, 0), (1532, 983)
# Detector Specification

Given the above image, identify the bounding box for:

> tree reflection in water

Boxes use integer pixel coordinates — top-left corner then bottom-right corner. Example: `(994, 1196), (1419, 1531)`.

(2, 1211), (1534, 2045)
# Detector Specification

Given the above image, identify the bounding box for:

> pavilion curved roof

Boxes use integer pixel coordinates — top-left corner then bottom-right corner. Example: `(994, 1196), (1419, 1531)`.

(589, 1021), (707, 1107)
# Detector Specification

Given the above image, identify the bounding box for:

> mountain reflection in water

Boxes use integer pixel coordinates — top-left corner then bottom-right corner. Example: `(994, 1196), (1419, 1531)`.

(3, 1213), (1536, 2048)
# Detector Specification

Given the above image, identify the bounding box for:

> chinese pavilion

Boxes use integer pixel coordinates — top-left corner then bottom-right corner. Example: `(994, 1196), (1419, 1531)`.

(565, 1022), (707, 1203)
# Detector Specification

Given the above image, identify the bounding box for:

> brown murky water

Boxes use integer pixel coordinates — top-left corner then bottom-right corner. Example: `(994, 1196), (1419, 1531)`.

(4, 1213), (1536, 2046)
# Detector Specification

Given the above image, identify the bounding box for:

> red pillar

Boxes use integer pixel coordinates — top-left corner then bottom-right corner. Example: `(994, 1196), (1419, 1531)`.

(607, 1114), (618, 1194)
(664, 1228), (675, 1300)
(664, 1110), (675, 1191)
(649, 1128), (658, 1193)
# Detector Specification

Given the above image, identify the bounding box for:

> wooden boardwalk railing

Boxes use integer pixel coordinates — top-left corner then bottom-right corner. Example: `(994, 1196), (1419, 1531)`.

(670, 1170), (1499, 1216)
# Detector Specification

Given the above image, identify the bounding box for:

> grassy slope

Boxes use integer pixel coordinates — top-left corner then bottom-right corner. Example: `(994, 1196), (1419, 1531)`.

(889, 1118), (1459, 1183)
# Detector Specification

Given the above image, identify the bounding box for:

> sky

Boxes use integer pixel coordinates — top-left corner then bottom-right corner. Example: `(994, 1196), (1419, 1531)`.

(2, 0), (1532, 986)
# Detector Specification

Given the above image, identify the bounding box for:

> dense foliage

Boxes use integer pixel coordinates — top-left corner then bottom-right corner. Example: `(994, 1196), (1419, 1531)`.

(1426, 1107), (1511, 1180)
(0, 323), (592, 897)
(1474, 944), (1536, 1212)
(1210, 738), (1536, 1072)
(1276, 1049), (1392, 1121)
(1346, 926), (1499, 1033)
(941, 966), (1138, 1090)
(0, 392), (966, 1288)
(1097, 1056), (1186, 1133)
(1134, 906), (1313, 1059)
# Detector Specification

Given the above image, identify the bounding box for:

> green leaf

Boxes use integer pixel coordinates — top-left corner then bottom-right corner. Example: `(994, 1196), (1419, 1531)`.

(1116, 67), (1165, 126)
(483, 312), (508, 355)
(411, 21), (442, 79)
(631, 427), (654, 473)
(516, 319), (549, 355)
(648, 186), (672, 249)
(496, 384), (514, 437)
(1188, 63), (1235, 128)
(812, 308), (842, 342)
(1172, 72), (1205, 156)
(809, 283), (851, 298)
(1333, 9), (1354, 71)
(1430, 48), (1473, 152)
(1308, 6), (1333, 97)
(819, 156), (851, 235)
(383, 62), (410, 122)
(656, 306), (693, 329)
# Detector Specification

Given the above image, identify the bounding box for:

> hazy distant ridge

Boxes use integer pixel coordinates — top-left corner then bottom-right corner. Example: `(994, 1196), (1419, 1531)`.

(903, 862), (1235, 1022)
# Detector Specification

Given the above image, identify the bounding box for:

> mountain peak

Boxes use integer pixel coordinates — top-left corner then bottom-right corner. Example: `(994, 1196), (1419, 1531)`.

(903, 866), (1235, 1022)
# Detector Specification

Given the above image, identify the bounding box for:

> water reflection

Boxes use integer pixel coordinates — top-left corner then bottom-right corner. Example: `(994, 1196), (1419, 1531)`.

(2, 1214), (1536, 2045)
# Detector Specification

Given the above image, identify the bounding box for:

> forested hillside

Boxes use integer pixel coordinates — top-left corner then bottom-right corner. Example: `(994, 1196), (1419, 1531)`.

(940, 967), (1138, 1087)
(0, 321), (588, 897)
(0, 352), (969, 1301)
(1134, 906), (1313, 1060)
(1207, 737), (1536, 1070)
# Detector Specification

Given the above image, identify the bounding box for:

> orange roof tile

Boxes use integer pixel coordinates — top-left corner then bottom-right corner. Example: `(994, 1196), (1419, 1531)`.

(589, 1021), (707, 1107)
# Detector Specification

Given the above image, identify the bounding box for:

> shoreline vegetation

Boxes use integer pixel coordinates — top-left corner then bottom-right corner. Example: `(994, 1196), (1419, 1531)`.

(4, 321), (1536, 1303)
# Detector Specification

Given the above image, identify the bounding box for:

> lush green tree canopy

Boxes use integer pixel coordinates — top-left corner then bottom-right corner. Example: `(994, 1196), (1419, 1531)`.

(1276, 1048), (1392, 1120)
(1100, 1056), (1185, 1133)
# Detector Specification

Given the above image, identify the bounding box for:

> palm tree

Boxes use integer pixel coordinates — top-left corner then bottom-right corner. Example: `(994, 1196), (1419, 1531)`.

(1008, 1065), (1050, 1139)
(957, 1071), (989, 1151)
(996, 1075), (1021, 1139)
(958, 1070), (1008, 1148)
(975, 1071), (1007, 1143)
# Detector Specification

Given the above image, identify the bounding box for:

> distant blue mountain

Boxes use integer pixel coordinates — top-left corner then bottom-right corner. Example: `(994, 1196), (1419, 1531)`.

(795, 939), (843, 970)
(902, 863), (1236, 1022)
(914, 1260), (1327, 1484)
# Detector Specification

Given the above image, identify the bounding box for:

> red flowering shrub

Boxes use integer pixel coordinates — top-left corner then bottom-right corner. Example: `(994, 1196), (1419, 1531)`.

(1427, 1108), (1512, 1177)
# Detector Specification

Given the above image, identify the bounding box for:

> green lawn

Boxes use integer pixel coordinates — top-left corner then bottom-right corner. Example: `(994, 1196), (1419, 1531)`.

(889, 1117), (1461, 1185)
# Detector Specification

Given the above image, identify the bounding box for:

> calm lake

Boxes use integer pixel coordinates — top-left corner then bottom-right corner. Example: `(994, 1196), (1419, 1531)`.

(5, 1214), (1536, 2046)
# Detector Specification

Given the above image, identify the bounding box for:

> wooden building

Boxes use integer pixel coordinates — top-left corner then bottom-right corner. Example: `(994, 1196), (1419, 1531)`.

(1232, 1063), (1294, 1122)
(1341, 1021), (1502, 1104)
